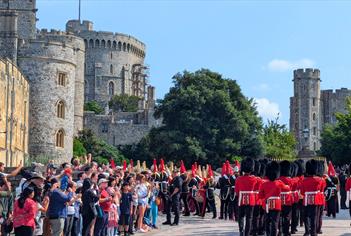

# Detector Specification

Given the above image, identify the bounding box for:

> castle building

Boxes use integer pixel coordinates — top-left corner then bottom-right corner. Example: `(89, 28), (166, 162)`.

(0, 0), (157, 164)
(0, 59), (29, 167)
(289, 68), (351, 156)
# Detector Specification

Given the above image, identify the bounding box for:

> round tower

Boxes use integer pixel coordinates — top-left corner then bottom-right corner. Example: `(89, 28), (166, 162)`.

(66, 20), (147, 108)
(17, 30), (85, 162)
(292, 68), (321, 154)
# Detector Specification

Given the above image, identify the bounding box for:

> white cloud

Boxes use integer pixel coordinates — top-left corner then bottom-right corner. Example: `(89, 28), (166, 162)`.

(267, 58), (315, 72)
(254, 98), (281, 121)
(253, 83), (270, 92)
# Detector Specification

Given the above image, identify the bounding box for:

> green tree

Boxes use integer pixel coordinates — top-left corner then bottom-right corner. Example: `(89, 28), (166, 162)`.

(261, 118), (297, 160)
(109, 94), (140, 112)
(320, 97), (351, 165)
(133, 69), (263, 167)
(73, 138), (87, 157)
(77, 129), (125, 165)
(84, 100), (104, 114)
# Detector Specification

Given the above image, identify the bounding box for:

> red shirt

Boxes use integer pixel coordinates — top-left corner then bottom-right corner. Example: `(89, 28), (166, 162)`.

(235, 174), (258, 206)
(13, 198), (37, 230)
(278, 176), (293, 205)
(100, 189), (112, 212)
(300, 176), (323, 205)
(235, 175), (258, 195)
(259, 180), (289, 211)
(345, 177), (351, 192)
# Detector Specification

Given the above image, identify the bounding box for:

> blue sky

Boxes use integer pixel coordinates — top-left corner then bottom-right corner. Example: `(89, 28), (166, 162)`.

(37, 0), (351, 126)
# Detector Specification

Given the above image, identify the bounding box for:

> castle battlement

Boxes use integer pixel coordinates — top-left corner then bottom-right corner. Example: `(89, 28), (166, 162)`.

(294, 68), (320, 79)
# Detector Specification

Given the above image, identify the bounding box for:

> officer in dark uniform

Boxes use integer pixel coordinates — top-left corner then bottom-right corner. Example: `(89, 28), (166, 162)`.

(163, 168), (183, 226)
(188, 170), (200, 215)
(203, 168), (217, 219)
(216, 164), (230, 220)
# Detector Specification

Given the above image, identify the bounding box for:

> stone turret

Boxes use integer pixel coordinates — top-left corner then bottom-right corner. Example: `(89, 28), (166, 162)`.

(0, 10), (18, 63)
(290, 68), (321, 155)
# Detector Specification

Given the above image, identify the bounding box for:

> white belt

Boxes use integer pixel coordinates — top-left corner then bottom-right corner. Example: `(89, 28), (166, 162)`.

(238, 191), (254, 206)
(304, 191), (319, 206)
(266, 196), (280, 213)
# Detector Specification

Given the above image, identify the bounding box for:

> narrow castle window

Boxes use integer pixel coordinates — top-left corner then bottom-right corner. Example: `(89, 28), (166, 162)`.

(111, 52), (113, 59)
(56, 129), (65, 148)
(89, 39), (94, 48)
(107, 40), (111, 48)
(123, 43), (126, 51)
(102, 123), (108, 133)
(313, 142), (317, 151)
(57, 100), (65, 119)
(95, 39), (100, 48)
(58, 72), (66, 86)
(109, 81), (114, 95)
(313, 113), (316, 121)
(113, 41), (117, 49)
(312, 98), (316, 106)
(127, 44), (130, 52)
(102, 40), (106, 48)
(118, 42), (122, 51)
(313, 127), (317, 135)
(110, 65), (113, 74)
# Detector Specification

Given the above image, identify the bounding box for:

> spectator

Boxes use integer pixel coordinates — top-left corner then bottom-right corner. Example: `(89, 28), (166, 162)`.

(0, 175), (13, 236)
(81, 178), (98, 236)
(13, 187), (37, 236)
(94, 178), (111, 236)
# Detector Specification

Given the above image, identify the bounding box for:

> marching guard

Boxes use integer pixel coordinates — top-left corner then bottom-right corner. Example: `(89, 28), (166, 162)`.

(217, 163), (230, 220)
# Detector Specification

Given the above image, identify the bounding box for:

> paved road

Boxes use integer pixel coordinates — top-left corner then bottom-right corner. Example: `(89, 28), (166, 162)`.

(143, 209), (351, 236)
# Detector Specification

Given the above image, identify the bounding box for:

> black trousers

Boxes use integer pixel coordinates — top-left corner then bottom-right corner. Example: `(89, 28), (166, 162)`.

(280, 205), (292, 236)
(304, 205), (318, 236)
(238, 205), (254, 236)
(258, 207), (265, 235)
(220, 198), (229, 219)
(181, 192), (190, 215)
(291, 203), (299, 232)
(166, 195), (180, 224)
(265, 210), (280, 236)
(82, 213), (96, 236)
(298, 199), (305, 227)
(340, 190), (347, 209)
(326, 197), (337, 217)
(228, 197), (236, 220)
(202, 197), (216, 218)
(188, 194), (200, 214)
(251, 205), (260, 236)
(14, 226), (33, 236)
(316, 205), (323, 233)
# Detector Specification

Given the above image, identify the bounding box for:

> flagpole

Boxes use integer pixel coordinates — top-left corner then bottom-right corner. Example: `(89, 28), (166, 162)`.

(78, 0), (81, 22)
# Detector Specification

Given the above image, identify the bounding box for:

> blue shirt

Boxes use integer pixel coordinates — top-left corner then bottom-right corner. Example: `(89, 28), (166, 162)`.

(48, 189), (73, 218)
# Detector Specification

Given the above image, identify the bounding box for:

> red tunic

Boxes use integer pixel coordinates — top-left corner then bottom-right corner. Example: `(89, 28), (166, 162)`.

(291, 177), (300, 203)
(278, 176), (293, 206)
(235, 174), (258, 206)
(254, 177), (264, 206)
(258, 180), (289, 212)
(345, 177), (351, 192)
(300, 176), (323, 206)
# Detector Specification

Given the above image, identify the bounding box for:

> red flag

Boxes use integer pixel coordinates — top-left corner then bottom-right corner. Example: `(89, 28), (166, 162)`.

(110, 159), (116, 169)
(328, 161), (336, 177)
(153, 159), (158, 173)
(159, 159), (165, 172)
(180, 160), (186, 174)
(123, 160), (127, 171)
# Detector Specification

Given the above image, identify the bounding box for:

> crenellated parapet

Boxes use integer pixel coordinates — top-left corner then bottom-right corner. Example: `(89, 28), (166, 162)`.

(293, 68), (320, 80)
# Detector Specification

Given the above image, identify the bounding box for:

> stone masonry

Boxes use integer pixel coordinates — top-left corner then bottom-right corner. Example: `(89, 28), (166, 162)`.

(290, 68), (351, 156)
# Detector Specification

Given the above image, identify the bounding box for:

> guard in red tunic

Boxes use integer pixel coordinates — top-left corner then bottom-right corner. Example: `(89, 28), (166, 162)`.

(300, 159), (323, 236)
(235, 158), (258, 236)
(345, 165), (351, 220)
(278, 160), (293, 236)
(290, 162), (301, 234)
(316, 161), (326, 234)
(259, 161), (289, 236)
(251, 160), (263, 236)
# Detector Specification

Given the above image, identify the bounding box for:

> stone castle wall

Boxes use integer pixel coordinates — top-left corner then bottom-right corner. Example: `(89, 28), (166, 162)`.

(290, 68), (351, 155)
(17, 31), (85, 163)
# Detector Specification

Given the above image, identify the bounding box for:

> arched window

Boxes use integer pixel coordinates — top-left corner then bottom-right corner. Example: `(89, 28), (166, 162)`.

(57, 100), (65, 119)
(127, 43), (130, 52)
(95, 39), (100, 48)
(110, 64), (113, 74)
(89, 39), (94, 48)
(123, 42), (126, 51)
(118, 42), (122, 51)
(56, 129), (65, 148)
(313, 113), (316, 121)
(107, 40), (111, 48)
(113, 41), (117, 49)
(110, 52), (113, 59)
(101, 40), (106, 48)
(313, 142), (316, 151)
(58, 72), (66, 86)
(109, 81), (114, 96)
(84, 39), (88, 48)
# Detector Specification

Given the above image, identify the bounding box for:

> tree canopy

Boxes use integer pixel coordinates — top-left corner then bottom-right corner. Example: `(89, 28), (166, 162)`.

(84, 100), (104, 114)
(109, 94), (141, 112)
(320, 97), (351, 165)
(77, 129), (125, 165)
(261, 118), (297, 160)
(130, 69), (264, 167)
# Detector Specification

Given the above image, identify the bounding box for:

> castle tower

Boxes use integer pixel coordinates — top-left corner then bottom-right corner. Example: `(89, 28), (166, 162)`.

(17, 30), (85, 163)
(290, 68), (321, 155)
(66, 20), (147, 108)
(0, 0), (37, 40)
(0, 10), (18, 63)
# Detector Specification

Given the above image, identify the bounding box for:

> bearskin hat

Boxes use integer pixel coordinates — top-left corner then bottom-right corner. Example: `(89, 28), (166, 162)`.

(349, 163), (351, 176)
(290, 162), (298, 177)
(305, 159), (317, 176)
(266, 161), (280, 181)
(241, 157), (255, 173)
(294, 159), (305, 176)
(316, 160), (325, 177)
(253, 160), (261, 176)
(280, 160), (291, 177)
